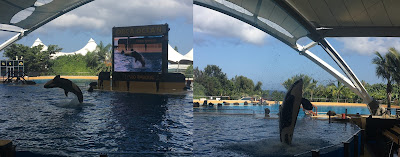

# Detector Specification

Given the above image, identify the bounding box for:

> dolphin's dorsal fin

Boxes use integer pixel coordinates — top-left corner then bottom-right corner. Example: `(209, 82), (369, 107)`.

(64, 90), (68, 97)
(55, 75), (61, 80)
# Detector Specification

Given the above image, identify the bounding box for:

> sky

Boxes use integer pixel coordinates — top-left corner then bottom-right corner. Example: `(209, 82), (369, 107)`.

(193, 5), (400, 91)
(0, 0), (193, 58)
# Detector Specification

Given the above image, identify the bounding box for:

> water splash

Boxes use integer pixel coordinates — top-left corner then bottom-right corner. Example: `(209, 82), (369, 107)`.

(220, 138), (331, 157)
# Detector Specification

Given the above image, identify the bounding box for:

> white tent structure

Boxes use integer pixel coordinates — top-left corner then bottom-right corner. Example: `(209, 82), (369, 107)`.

(30, 38), (98, 59)
(51, 38), (97, 58)
(184, 49), (193, 61)
(31, 38), (48, 51)
(167, 44), (192, 73)
(168, 44), (191, 63)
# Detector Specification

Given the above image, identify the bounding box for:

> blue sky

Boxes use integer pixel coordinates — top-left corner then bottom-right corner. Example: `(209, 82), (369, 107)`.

(193, 5), (398, 91)
(0, 0), (193, 58)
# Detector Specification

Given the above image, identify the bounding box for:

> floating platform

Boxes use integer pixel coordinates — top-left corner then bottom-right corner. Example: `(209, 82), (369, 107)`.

(96, 72), (188, 94)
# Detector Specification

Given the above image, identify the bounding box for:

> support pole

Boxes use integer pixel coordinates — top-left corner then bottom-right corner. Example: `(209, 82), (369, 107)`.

(296, 43), (362, 98)
(297, 41), (380, 115)
(0, 33), (22, 52)
(319, 39), (372, 103)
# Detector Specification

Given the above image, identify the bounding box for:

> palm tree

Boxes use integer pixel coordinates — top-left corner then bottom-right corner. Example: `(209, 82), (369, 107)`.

(85, 41), (112, 74)
(372, 51), (394, 113)
(334, 81), (345, 102)
(387, 48), (400, 107)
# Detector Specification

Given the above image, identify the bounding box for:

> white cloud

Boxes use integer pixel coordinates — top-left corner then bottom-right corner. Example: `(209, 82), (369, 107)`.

(44, 0), (192, 34)
(193, 5), (268, 45)
(335, 37), (400, 55)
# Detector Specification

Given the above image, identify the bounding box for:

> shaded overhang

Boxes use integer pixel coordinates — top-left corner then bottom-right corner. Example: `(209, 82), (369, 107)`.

(194, 0), (400, 48)
(0, 0), (93, 36)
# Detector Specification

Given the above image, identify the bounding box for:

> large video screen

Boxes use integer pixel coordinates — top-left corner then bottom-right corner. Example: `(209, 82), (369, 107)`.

(114, 36), (162, 72)
(112, 25), (168, 73)
(113, 36), (163, 72)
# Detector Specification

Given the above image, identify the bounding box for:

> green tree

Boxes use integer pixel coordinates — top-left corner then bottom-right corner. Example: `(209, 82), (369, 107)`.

(334, 81), (345, 102)
(94, 41), (112, 73)
(193, 82), (206, 98)
(282, 74), (317, 99)
(254, 81), (263, 95)
(232, 75), (254, 96)
(185, 65), (193, 77)
(271, 90), (284, 101)
(372, 51), (394, 111)
(388, 48), (400, 104)
(4, 44), (62, 75)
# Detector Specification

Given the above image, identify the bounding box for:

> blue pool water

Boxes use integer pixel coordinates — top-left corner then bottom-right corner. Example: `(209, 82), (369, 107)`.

(193, 104), (361, 156)
(0, 79), (192, 156)
(194, 103), (396, 116)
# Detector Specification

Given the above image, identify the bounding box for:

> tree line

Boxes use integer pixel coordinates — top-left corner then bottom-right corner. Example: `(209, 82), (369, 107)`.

(3, 42), (112, 76)
(194, 65), (284, 100)
(194, 64), (400, 104)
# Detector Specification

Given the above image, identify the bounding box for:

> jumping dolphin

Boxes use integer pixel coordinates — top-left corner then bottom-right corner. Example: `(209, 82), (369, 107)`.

(279, 79), (302, 145)
(130, 49), (145, 67)
(44, 75), (83, 103)
(279, 79), (316, 145)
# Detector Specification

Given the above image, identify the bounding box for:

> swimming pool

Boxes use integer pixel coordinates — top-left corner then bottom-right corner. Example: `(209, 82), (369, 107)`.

(194, 103), (396, 116)
(193, 104), (361, 156)
(0, 79), (193, 156)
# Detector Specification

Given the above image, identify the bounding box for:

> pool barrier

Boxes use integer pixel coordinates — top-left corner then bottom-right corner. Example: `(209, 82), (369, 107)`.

(0, 140), (16, 157)
(294, 129), (364, 157)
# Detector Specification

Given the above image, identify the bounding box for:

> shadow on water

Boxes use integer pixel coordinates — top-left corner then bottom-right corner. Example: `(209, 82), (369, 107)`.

(109, 93), (190, 153)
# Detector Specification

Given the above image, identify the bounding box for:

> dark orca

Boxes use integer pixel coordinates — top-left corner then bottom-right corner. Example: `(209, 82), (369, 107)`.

(301, 98), (313, 110)
(88, 82), (97, 92)
(130, 49), (145, 67)
(279, 79), (303, 145)
(44, 75), (83, 103)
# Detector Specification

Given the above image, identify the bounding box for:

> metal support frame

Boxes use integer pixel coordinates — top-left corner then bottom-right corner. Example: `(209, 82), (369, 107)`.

(0, 0), (94, 52)
(0, 32), (23, 51)
(297, 40), (380, 115)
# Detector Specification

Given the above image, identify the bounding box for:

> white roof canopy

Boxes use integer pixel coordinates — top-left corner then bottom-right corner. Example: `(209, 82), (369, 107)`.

(184, 48), (193, 61)
(168, 44), (192, 64)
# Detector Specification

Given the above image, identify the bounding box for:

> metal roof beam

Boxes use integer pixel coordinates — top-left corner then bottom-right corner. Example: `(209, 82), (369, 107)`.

(272, 0), (321, 41)
(317, 26), (400, 37)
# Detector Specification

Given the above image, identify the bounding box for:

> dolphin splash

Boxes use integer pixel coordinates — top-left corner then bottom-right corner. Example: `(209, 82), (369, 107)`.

(44, 75), (83, 103)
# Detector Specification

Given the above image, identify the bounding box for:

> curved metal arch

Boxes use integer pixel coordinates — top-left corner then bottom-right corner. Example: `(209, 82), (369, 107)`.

(194, 0), (308, 49)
